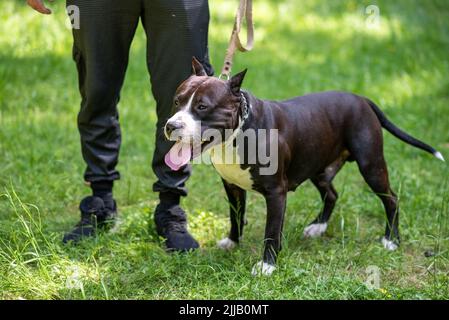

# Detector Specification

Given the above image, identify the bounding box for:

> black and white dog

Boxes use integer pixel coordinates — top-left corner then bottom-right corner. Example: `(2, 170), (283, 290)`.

(164, 58), (444, 275)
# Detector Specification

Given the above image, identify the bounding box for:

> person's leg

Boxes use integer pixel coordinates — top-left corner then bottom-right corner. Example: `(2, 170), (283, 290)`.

(63, 0), (141, 243)
(142, 0), (213, 250)
(143, 0), (213, 196)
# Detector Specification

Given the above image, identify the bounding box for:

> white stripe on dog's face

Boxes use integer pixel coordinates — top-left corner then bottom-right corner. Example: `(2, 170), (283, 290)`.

(181, 89), (196, 112)
(165, 90), (201, 142)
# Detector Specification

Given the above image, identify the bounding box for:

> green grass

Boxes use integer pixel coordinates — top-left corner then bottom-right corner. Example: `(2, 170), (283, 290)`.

(1, 0), (448, 299)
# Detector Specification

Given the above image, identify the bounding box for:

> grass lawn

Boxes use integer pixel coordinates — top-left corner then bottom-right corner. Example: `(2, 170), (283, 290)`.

(0, 0), (448, 299)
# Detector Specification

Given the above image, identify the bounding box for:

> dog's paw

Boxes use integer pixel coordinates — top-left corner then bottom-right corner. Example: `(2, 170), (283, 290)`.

(381, 237), (399, 251)
(303, 222), (328, 238)
(251, 261), (276, 276)
(217, 237), (237, 250)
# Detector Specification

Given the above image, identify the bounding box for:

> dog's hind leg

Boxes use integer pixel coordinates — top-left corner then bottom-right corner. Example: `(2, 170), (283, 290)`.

(357, 157), (400, 250)
(303, 180), (338, 238)
(303, 152), (348, 238)
(217, 179), (247, 250)
(346, 103), (400, 250)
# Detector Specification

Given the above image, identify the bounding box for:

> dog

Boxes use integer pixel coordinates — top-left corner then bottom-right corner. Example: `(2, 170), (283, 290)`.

(164, 58), (444, 275)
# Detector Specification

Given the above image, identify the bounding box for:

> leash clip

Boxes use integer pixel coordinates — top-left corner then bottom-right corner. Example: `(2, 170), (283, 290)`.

(218, 73), (230, 81)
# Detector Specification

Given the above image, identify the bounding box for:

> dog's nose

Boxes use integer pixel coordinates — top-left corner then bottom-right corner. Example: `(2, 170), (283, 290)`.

(165, 120), (184, 137)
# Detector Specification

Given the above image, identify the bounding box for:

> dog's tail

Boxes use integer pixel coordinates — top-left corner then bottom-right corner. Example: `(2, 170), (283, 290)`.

(365, 98), (445, 162)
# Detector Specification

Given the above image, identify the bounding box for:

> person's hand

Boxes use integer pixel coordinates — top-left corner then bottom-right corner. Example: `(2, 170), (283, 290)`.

(27, 0), (54, 15)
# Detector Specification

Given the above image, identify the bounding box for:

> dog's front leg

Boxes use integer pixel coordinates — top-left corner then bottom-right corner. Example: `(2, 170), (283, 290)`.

(217, 179), (247, 250)
(252, 188), (287, 276)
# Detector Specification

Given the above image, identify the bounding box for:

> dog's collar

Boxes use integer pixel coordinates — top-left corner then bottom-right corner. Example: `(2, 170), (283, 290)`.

(223, 92), (251, 147)
(240, 91), (250, 123)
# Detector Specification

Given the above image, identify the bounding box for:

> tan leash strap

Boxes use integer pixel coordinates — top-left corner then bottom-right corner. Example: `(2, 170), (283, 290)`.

(219, 0), (254, 80)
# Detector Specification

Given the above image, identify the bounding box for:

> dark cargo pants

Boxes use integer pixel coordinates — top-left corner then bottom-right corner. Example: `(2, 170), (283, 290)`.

(68, 0), (213, 196)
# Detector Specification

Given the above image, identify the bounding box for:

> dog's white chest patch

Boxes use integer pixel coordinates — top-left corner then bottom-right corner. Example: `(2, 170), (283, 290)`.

(209, 143), (254, 191)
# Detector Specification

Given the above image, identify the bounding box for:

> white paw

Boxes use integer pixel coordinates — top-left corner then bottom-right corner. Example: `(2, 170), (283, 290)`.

(381, 237), (399, 251)
(251, 261), (276, 276)
(217, 237), (237, 250)
(303, 223), (328, 238)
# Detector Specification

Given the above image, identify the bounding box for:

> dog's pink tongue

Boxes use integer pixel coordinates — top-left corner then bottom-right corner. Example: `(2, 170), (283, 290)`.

(165, 141), (191, 171)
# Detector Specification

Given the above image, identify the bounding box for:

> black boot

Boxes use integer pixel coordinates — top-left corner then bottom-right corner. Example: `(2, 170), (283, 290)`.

(154, 192), (199, 252)
(63, 196), (117, 244)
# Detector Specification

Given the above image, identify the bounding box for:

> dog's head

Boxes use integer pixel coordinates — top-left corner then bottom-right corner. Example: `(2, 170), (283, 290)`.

(164, 57), (247, 170)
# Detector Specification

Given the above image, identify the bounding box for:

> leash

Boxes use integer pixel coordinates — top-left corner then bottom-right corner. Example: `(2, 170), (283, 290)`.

(219, 0), (254, 80)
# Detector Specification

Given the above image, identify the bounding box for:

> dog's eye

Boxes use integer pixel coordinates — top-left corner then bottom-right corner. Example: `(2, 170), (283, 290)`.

(197, 104), (208, 111)
(174, 99), (180, 106)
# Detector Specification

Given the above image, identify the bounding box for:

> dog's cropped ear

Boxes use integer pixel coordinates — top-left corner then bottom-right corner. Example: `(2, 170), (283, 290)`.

(192, 57), (207, 76)
(229, 69), (247, 96)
